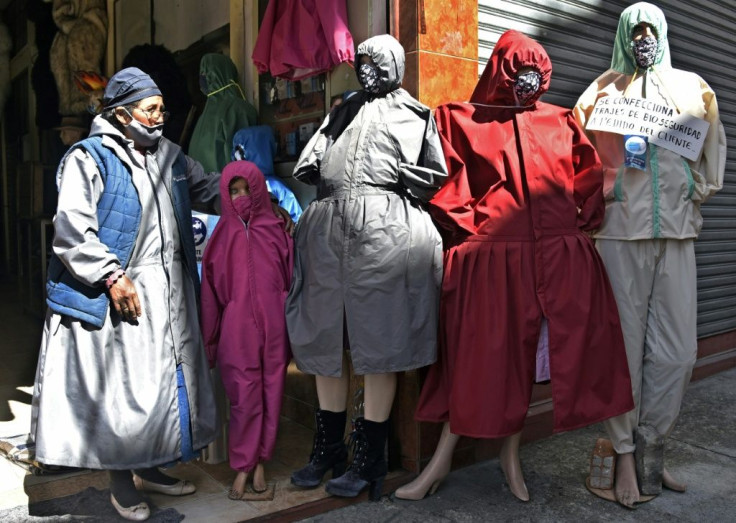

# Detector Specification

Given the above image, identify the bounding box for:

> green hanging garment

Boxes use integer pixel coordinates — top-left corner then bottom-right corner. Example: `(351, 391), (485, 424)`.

(189, 53), (258, 172)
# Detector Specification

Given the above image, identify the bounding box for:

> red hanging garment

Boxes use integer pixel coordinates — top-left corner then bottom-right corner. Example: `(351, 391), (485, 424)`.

(252, 0), (354, 80)
(415, 30), (634, 438)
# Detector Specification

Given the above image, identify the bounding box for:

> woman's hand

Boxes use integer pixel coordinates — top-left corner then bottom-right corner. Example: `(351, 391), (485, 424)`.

(272, 202), (295, 235)
(109, 274), (142, 322)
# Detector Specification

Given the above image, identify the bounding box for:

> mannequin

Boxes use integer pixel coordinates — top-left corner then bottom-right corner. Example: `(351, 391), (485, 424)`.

(49, 0), (107, 115)
(286, 35), (447, 501)
(574, 2), (725, 508)
(188, 53), (257, 173)
(396, 30), (634, 502)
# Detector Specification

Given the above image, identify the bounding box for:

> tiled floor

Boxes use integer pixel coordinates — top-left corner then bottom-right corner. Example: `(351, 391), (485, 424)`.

(2, 415), (402, 522)
(0, 279), (406, 521)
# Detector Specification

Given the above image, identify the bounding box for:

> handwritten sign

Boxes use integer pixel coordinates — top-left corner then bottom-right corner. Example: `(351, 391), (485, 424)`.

(586, 97), (710, 161)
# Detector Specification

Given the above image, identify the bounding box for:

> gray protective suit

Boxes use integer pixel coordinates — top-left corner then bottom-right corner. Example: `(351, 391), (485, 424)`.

(31, 116), (220, 469)
(286, 35), (448, 376)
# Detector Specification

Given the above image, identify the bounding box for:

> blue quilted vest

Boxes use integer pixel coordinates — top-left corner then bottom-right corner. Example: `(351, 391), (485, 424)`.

(46, 137), (199, 328)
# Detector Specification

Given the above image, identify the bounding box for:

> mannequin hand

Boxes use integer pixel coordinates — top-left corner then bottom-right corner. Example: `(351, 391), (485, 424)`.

(272, 202), (295, 235)
(108, 274), (142, 322)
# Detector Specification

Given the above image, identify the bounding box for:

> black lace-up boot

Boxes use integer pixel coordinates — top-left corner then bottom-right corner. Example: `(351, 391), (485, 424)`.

(325, 417), (389, 501)
(291, 409), (348, 488)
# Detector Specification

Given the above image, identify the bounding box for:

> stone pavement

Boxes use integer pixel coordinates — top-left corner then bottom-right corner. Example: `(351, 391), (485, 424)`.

(1, 272), (734, 521)
(302, 366), (736, 522)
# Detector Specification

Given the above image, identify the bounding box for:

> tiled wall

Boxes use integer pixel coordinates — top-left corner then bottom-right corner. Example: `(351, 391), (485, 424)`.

(390, 0), (479, 473)
(394, 0), (478, 109)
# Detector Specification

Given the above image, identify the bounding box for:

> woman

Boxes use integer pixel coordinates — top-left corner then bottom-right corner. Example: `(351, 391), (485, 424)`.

(286, 34), (448, 500)
(395, 30), (634, 502)
(32, 68), (220, 521)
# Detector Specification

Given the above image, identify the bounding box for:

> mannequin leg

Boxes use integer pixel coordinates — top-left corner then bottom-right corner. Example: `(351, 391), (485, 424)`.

(394, 422), (459, 500)
(291, 356), (350, 489)
(252, 463), (267, 493)
(500, 431), (529, 501)
(316, 356), (350, 412)
(614, 452), (639, 507)
(662, 468), (687, 492)
(638, 240), (697, 495)
(324, 372), (396, 501)
(363, 372), (397, 422)
(597, 239), (649, 506)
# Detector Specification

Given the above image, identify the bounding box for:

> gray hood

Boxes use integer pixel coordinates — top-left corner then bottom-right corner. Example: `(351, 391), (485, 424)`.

(356, 34), (405, 93)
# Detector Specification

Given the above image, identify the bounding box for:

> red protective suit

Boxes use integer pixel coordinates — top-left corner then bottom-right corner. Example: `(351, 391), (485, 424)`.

(415, 31), (634, 438)
(200, 161), (293, 471)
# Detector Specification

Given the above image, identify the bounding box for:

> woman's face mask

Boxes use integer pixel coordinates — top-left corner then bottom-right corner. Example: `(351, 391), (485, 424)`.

(357, 62), (382, 94)
(632, 35), (658, 68)
(123, 113), (163, 147)
(513, 70), (541, 106)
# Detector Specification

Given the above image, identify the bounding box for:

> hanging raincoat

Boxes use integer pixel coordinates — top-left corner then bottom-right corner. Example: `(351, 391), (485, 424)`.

(200, 161), (293, 471)
(285, 34), (448, 376)
(415, 30), (634, 438)
(31, 116), (219, 469)
(573, 2), (726, 454)
(189, 53), (258, 173)
(252, 0), (354, 80)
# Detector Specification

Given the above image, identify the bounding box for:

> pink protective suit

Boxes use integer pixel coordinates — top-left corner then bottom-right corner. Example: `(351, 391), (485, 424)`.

(252, 0), (354, 80)
(200, 161), (293, 471)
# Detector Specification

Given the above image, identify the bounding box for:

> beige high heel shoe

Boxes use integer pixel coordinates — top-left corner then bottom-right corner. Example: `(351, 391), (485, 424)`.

(393, 422), (458, 500)
(393, 472), (447, 500)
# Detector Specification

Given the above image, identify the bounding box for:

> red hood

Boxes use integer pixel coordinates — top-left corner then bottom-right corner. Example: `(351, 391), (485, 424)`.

(470, 30), (552, 106)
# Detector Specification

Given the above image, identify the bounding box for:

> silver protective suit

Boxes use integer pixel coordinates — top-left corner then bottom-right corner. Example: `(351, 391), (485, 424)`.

(286, 35), (448, 376)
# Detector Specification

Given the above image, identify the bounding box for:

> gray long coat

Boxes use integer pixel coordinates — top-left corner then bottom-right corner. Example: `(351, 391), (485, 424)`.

(31, 117), (219, 469)
(285, 35), (448, 376)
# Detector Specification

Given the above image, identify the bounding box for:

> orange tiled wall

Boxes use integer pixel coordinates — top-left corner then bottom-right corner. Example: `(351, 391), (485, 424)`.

(394, 0), (478, 109)
(390, 0), (479, 474)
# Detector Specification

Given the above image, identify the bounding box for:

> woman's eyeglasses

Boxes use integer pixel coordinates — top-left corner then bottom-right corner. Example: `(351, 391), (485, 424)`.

(134, 106), (170, 122)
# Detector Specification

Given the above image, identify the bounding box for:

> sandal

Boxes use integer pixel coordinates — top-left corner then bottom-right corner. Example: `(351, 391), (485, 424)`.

(585, 438), (656, 506)
(586, 438), (634, 504)
(634, 424), (664, 496)
(228, 488), (244, 500)
(587, 438), (616, 492)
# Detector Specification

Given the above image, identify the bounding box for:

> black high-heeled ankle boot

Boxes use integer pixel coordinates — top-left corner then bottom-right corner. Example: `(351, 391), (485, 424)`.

(325, 417), (389, 501)
(291, 409), (348, 488)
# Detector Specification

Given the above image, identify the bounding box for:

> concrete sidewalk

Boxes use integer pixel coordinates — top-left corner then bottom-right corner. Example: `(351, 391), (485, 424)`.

(302, 366), (736, 522)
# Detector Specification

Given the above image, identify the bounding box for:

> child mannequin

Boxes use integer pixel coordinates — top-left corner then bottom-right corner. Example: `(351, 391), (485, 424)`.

(200, 161), (293, 499)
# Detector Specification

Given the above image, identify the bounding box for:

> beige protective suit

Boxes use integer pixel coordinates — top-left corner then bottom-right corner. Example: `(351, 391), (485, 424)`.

(574, 3), (726, 453)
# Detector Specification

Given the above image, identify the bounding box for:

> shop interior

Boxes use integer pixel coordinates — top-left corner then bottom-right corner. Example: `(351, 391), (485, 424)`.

(0, 0), (410, 519)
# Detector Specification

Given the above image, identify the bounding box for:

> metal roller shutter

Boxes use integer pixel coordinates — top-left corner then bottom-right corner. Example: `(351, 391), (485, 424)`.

(478, 0), (736, 337)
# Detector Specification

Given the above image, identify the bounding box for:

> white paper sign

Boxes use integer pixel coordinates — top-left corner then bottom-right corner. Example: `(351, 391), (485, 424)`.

(586, 97), (710, 161)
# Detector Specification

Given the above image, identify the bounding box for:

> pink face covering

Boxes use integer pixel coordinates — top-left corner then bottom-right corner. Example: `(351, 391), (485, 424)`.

(232, 195), (252, 221)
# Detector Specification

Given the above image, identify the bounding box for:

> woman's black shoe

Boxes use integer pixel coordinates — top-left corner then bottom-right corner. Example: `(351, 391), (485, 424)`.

(325, 417), (389, 501)
(291, 409), (348, 488)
